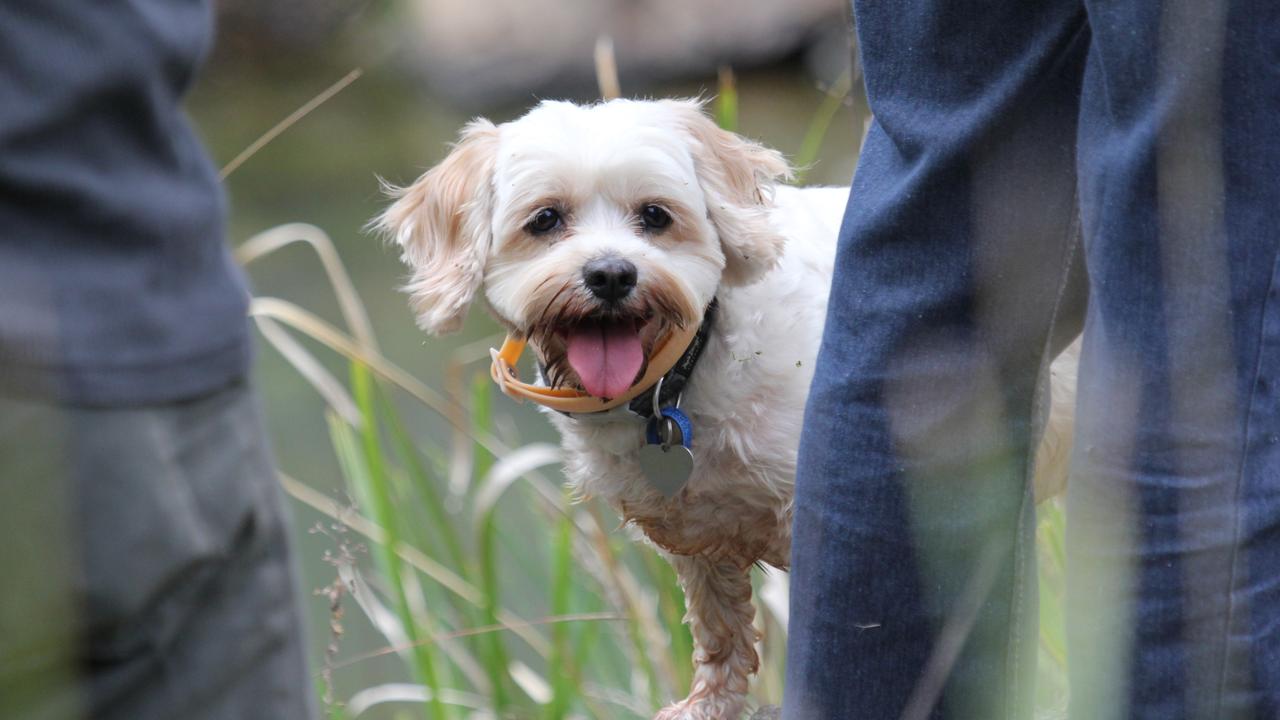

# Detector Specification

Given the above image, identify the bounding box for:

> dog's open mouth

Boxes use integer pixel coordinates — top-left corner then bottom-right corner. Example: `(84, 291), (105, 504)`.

(526, 272), (696, 399)
(562, 318), (646, 398)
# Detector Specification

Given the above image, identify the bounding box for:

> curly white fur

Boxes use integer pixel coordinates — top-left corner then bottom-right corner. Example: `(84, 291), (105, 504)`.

(378, 98), (1077, 719)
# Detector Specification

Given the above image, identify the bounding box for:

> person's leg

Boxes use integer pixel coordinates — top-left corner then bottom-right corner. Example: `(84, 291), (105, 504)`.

(0, 382), (315, 719)
(783, 3), (1088, 718)
(1068, 2), (1280, 717)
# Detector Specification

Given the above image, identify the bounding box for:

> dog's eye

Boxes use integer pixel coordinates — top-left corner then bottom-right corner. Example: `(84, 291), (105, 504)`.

(526, 208), (562, 235)
(640, 204), (672, 231)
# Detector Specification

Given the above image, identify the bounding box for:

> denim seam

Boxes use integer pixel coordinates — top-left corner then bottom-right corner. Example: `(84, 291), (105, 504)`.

(1002, 19), (1090, 716)
(1213, 248), (1279, 715)
(1006, 194), (1083, 720)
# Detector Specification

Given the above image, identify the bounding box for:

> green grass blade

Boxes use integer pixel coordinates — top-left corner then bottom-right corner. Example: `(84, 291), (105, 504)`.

(375, 382), (494, 691)
(471, 374), (512, 712)
(715, 66), (738, 132)
(793, 72), (852, 184)
(1037, 500), (1069, 671)
(377, 383), (469, 574)
(546, 513), (576, 719)
(471, 371), (494, 478)
(346, 362), (451, 720)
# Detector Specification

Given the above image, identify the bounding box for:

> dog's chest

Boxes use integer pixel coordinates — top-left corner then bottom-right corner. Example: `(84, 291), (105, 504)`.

(558, 417), (792, 567)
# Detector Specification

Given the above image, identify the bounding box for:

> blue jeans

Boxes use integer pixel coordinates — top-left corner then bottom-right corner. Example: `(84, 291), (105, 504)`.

(785, 2), (1280, 718)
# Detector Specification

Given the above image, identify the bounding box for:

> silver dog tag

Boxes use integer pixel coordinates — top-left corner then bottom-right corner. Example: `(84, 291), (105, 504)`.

(638, 443), (694, 498)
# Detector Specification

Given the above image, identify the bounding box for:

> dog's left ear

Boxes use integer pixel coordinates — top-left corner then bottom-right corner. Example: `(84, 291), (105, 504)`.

(668, 100), (793, 286)
(375, 119), (499, 335)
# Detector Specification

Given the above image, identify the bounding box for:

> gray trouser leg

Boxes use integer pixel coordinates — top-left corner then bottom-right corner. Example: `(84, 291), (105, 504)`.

(0, 381), (315, 720)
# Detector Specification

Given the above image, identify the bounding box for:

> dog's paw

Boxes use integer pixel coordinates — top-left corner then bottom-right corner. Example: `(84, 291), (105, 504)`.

(653, 694), (747, 720)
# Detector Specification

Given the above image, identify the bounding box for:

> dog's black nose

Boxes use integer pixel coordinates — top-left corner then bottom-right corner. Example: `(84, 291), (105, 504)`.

(582, 257), (637, 302)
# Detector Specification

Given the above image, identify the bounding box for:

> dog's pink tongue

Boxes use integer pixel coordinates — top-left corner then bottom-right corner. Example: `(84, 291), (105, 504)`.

(566, 322), (644, 399)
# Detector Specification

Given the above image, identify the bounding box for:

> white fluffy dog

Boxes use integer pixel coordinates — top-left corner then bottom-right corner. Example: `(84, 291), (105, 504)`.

(378, 98), (1076, 720)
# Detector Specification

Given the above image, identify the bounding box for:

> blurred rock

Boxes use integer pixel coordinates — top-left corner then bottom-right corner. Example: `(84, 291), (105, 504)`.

(399, 0), (852, 106)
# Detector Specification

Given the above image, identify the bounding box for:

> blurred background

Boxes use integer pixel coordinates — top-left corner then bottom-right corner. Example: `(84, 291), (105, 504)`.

(186, 2), (961, 718)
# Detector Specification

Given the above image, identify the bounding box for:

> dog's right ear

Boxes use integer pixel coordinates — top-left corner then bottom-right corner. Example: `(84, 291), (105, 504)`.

(375, 119), (499, 335)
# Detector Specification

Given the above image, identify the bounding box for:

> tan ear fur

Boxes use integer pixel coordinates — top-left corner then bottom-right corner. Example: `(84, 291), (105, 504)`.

(376, 119), (499, 334)
(668, 100), (793, 286)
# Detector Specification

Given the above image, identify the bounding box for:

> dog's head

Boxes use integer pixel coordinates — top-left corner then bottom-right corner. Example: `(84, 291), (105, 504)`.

(375, 99), (791, 398)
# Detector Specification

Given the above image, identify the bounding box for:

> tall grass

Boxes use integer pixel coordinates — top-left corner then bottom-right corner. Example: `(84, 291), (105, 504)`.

(240, 223), (701, 718)
(233, 61), (1071, 720)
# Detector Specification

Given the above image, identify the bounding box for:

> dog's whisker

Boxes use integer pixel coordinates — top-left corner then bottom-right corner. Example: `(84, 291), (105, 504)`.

(536, 280), (573, 330)
(529, 274), (557, 298)
(547, 295), (581, 337)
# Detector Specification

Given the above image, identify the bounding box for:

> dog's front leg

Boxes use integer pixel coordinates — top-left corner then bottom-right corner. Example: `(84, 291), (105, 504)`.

(655, 555), (758, 720)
